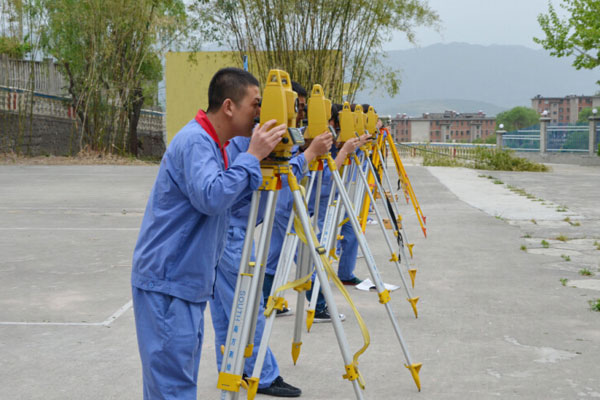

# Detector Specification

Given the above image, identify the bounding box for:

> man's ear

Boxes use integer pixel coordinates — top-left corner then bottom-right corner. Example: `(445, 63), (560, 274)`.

(222, 98), (235, 118)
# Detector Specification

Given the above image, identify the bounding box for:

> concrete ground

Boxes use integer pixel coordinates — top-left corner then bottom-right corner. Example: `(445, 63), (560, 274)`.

(0, 161), (599, 399)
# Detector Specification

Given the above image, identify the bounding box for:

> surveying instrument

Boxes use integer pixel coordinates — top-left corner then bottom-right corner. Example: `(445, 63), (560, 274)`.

(217, 71), (365, 400)
(248, 93), (423, 395)
(303, 102), (420, 317)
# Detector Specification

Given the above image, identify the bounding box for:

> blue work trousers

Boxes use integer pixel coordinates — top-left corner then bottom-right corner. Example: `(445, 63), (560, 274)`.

(133, 287), (207, 400)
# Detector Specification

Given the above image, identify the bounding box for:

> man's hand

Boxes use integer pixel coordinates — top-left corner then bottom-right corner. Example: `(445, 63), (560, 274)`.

(247, 120), (287, 161)
(303, 131), (334, 163)
(358, 133), (370, 147)
(334, 137), (360, 165)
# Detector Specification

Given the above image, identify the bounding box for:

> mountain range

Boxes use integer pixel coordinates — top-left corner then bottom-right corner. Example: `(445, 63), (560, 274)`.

(357, 42), (599, 117)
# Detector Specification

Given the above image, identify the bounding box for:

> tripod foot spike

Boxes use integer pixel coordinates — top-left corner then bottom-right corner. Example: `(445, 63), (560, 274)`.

(407, 243), (414, 258)
(291, 342), (302, 365)
(422, 227), (427, 238)
(405, 363), (422, 391)
(306, 309), (315, 332)
(408, 268), (417, 288)
(407, 296), (419, 318)
(247, 377), (260, 400)
(423, 216), (427, 225)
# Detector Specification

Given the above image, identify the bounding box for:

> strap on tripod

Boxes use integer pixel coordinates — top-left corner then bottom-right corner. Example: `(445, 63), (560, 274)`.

(292, 212), (369, 389)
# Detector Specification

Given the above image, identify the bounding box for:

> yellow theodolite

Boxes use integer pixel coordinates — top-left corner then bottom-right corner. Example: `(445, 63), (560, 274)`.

(366, 106), (378, 136)
(305, 84), (335, 140)
(260, 69), (304, 162)
(338, 102), (356, 143)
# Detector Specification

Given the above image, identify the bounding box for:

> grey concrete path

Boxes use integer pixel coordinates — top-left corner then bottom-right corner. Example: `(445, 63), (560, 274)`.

(0, 162), (598, 399)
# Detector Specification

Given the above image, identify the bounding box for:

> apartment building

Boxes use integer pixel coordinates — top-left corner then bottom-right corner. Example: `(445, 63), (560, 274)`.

(531, 94), (600, 124)
(391, 110), (496, 143)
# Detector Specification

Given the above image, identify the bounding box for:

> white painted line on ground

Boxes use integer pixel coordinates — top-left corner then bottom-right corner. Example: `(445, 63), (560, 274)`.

(0, 299), (133, 327)
(0, 227), (139, 231)
(101, 300), (133, 326)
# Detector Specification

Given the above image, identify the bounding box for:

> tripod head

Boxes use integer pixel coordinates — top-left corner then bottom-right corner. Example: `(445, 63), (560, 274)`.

(338, 102), (356, 143)
(260, 69), (305, 161)
(306, 84), (338, 141)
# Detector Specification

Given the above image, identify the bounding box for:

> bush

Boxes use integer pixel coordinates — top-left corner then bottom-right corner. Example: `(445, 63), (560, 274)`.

(0, 36), (31, 59)
(422, 146), (549, 172)
(471, 147), (549, 172)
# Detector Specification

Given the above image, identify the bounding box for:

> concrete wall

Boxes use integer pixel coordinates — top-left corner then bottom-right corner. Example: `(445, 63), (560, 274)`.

(411, 120), (430, 142)
(516, 151), (600, 167)
(0, 87), (165, 158)
(166, 51), (241, 144)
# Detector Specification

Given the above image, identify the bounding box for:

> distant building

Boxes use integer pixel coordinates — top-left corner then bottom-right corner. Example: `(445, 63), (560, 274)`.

(390, 110), (496, 143)
(531, 94), (600, 124)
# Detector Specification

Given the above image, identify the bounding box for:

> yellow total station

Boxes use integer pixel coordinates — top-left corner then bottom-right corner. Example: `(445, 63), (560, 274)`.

(306, 84), (337, 141)
(353, 104), (366, 137)
(338, 102), (356, 143)
(260, 69), (304, 161)
(366, 106), (379, 136)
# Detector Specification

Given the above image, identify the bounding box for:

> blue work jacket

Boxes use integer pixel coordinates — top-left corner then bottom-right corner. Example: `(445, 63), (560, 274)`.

(131, 111), (262, 303)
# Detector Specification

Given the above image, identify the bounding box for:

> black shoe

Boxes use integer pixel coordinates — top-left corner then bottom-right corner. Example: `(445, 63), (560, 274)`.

(313, 307), (346, 323)
(340, 277), (363, 286)
(276, 307), (293, 317)
(256, 376), (302, 397)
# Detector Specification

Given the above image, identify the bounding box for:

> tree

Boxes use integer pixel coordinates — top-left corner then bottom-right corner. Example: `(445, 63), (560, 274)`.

(196, 0), (439, 102)
(40, 0), (193, 155)
(534, 0), (600, 85)
(496, 106), (540, 132)
(577, 107), (595, 123)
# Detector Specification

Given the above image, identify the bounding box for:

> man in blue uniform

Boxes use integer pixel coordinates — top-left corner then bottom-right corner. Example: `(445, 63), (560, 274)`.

(131, 67), (286, 400)
(210, 81), (332, 397)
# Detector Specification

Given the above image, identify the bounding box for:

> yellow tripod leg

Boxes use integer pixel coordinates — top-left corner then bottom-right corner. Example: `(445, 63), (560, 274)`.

(386, 132), (427, 237)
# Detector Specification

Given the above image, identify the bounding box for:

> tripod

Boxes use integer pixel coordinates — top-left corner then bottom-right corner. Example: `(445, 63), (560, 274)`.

(217, 160), (366, 400)
(254, 152), (423, 394)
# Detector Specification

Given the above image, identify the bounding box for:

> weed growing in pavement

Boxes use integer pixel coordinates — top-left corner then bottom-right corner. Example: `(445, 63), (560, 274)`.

(560, 278), (568, 286)
(561, 254), (571, 261)
(493, 179), (504, 184)
(556, 206), (568, 212)
(579, 268), (593, 276)
(523, 233), (532, 238)
(541, 240), (550, 248)
(556, 235), (569, 242)
(588, 299), (600, 312)
(520, 245), (527, 251)
(594, 241), (600, 250)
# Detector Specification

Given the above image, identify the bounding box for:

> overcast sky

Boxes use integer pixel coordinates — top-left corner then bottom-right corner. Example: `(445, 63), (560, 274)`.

(384, 0), (566, 50)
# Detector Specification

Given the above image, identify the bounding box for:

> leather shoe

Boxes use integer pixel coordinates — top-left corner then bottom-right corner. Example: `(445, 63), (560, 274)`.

(256, 376), (302, 397)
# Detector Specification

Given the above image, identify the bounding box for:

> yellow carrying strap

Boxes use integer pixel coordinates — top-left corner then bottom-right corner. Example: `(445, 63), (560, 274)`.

(263, 181), (316, 318)
(292, 211), (369, 389)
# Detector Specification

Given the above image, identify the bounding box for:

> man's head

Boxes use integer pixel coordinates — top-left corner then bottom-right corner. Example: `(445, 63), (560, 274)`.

(329, 103), (343, 130)
(292, 81), (307, 126)
(207, 68), (261, 137)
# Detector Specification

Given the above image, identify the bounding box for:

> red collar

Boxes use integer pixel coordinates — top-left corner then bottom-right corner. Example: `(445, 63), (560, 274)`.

(195, 110), (229, 169)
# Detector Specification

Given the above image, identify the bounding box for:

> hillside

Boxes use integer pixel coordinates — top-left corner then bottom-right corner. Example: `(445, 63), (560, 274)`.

(358, 42), (599, 117)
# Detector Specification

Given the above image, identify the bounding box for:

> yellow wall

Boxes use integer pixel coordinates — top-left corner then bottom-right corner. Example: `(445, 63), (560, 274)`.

(165, 51), (242, 144)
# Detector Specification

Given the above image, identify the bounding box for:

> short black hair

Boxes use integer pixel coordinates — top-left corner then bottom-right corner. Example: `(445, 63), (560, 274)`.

(207, 67), (260, 112)
(291, 81), (308, 98)
(361, 104), (374, 112)
(330, 103), (343, 126)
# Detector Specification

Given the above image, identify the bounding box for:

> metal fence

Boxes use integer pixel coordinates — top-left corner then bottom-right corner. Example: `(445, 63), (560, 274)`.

(503, 123), (596, 153)
(394, 142), (495, 159)
(0, 55), (67, 97)
(547, 123), (590, 152)
(503, 125), (540, 152)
